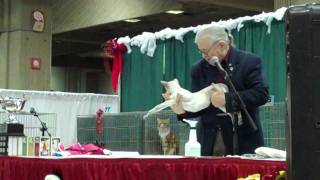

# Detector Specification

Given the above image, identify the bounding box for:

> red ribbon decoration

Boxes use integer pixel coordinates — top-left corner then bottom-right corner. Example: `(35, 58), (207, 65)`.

(96, 108), (104, 134)
(103, 39), (127, 94)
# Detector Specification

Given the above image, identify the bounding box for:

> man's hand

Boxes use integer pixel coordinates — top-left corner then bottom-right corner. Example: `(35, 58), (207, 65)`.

(162, 93), (186, 115)
(211, 89), (226, 108)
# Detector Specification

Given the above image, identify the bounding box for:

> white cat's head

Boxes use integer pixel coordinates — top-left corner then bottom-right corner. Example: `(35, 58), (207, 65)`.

(160, 78), (181, 94)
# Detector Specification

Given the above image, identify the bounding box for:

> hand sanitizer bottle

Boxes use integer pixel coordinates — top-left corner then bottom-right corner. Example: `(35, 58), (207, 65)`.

(183, 119), (201, 157)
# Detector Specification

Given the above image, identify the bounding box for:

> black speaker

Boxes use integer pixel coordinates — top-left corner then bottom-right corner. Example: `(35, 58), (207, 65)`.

(286, 4), (320, 180)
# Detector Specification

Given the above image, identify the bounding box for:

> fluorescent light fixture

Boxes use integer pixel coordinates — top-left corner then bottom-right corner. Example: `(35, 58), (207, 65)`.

(124, 18), (141, 23)
(165, 10), (184, 15)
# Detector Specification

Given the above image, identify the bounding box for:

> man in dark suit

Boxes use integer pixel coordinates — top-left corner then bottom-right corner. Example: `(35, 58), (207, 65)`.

(165, 25), (269, 156)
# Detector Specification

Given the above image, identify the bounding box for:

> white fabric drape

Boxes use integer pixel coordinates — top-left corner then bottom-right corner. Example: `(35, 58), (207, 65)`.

(0, 89), (119, 146)
(117, 7), (287, 57)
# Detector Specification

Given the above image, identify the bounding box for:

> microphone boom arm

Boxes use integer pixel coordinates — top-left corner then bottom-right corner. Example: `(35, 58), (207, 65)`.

(30, 108), (51, 137)
(225, 74), (258, 132)
(212, 57), (258, 132)
(36, 114), (51, 137)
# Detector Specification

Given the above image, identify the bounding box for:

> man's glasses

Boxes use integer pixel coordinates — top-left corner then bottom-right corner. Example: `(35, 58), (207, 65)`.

(198, 48), (211, 55)
(198, 42), (218, 55)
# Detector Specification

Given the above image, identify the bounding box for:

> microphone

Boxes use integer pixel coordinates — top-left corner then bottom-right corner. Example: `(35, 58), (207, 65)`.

(30, 107), (51, 137)
(30, 107), (39, 116)
(208, 56), (227, 76)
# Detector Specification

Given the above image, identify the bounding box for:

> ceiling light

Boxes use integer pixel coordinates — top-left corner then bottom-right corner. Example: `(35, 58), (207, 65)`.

(165, 10), (184, 15)
(124, 19), (141, 23)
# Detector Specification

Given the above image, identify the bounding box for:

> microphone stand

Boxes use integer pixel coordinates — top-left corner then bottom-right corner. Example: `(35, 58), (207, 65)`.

(219, 68), (258, 132)
(33, 113), (51, 137)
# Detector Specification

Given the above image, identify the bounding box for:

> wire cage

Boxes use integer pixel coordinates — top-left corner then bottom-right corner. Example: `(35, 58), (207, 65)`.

(77, 110), (188, 155)
(77, 113), (143, 153)
(0, 112), (57, 137)
(260, 102), (286, 150)
(77, 103), (287, 155)
(142, 110), (189, 155)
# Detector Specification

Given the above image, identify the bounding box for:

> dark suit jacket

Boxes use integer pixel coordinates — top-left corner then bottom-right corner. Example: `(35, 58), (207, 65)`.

(186, 47), (269, 156)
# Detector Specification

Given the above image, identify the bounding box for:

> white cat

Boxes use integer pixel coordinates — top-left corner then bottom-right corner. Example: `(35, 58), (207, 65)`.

(143, 78), (229, 119)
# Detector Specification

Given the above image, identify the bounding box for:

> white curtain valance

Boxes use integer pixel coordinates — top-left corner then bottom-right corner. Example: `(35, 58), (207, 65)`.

(117, 7), (287, 57)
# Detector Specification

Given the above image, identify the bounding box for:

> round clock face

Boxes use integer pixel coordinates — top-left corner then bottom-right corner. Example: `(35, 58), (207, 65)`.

(33, 60), (40, 67)
(33, 10), (44, 21)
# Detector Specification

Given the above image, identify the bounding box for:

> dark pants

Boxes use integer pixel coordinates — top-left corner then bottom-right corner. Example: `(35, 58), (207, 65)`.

(197, 113), (265, 156)
(197, 116), (234, 156)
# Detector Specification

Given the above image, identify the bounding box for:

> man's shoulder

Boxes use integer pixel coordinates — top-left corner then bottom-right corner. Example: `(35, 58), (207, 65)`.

(233, 48), (261, 65)
(191, 59), (205, 70)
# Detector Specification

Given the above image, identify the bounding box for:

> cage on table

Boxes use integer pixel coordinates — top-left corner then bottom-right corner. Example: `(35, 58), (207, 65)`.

(77, 110), (188, 155)
(77, 112), (143, 153)
(260, 102), (286, 150)
(77, 104), (287, 155)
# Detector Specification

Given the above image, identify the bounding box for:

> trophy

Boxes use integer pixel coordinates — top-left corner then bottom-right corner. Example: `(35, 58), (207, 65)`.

(0, 96), (26, 135)
(0, 96), (27, 123)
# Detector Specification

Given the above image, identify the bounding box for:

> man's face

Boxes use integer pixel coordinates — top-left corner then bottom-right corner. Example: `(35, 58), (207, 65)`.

(197, 37), (218, 61)
(197, 37), (222, 62)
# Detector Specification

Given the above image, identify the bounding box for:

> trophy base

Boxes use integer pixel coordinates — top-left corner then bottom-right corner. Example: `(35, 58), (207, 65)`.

(0, 123), (24, 136)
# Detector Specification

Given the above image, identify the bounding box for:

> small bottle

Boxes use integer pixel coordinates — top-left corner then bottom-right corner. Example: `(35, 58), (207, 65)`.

(185, 127), (201, 156)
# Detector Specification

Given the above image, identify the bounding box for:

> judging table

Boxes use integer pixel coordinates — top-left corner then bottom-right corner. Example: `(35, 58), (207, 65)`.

(0, 155), (287, 180)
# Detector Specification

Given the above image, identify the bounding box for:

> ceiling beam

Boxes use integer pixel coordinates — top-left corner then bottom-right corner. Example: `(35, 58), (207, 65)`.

(52, 0), (182, 34)
(54, 37), (101, 45)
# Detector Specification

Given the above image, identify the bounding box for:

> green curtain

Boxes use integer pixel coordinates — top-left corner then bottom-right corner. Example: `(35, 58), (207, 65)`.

(232, 20), (286, 102)
(121, 20), (286, 112)
(164, 21), (286, 102)
(163, 32), (201, 89)
(121, 41), (165, 112)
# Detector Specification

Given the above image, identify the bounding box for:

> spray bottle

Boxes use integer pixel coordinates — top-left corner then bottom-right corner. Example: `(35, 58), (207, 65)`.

(183, 118), (201, 157)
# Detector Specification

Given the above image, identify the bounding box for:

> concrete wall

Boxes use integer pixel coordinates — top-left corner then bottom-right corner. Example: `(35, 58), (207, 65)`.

(0, 0), (52, 90)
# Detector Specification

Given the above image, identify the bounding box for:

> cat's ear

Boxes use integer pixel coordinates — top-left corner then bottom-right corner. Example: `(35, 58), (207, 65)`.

(161, 81), (168, 90)
(160, 80), (167, 86)
(173, 79), (180, 85)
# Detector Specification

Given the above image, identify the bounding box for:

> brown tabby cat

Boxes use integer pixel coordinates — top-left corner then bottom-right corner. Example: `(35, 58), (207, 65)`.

(157, 118), (178, 155)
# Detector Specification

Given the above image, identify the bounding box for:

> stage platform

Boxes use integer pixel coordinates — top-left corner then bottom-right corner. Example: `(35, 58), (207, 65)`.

(0, 155), (286, 180)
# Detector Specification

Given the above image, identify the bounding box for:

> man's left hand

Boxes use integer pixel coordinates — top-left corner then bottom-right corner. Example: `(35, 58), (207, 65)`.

(211, 90), (226, 108)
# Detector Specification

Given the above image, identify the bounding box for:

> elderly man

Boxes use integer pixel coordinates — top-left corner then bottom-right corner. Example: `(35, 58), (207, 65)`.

(166, 25), (269, 156)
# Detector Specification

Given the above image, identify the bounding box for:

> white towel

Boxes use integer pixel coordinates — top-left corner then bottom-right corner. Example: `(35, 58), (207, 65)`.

(254, 147), (286, 159)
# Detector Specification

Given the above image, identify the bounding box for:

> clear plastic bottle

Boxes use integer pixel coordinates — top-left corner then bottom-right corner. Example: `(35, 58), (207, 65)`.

(185, 128), (201, 156)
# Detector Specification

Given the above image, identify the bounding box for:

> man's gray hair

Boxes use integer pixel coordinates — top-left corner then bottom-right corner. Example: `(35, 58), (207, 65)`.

(195, 25), (234, 46)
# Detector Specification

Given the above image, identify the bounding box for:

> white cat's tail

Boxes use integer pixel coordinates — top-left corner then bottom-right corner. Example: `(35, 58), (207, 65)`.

(143, 112), (152, 119)
(143, 99), (175, 119)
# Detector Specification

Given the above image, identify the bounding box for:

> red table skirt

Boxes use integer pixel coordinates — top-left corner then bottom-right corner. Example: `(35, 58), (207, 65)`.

(0, 156), (286, 180)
